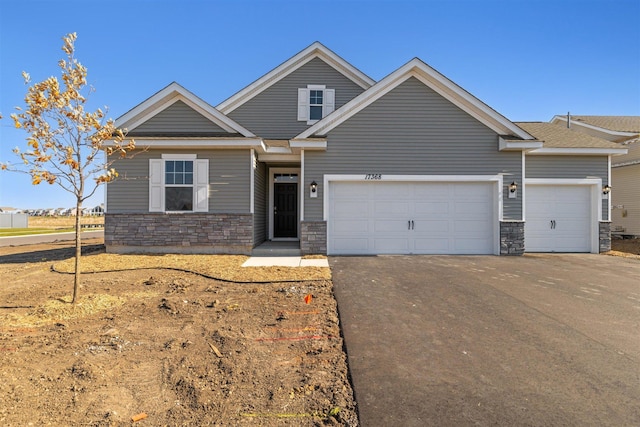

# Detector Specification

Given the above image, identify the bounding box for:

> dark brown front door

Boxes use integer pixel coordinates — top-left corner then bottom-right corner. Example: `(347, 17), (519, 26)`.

(274, 182), (298, 238)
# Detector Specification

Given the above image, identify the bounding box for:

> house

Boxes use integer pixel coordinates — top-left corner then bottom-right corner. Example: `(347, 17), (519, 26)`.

(104, 42), (624, 255)
(550, 115), (640, 237)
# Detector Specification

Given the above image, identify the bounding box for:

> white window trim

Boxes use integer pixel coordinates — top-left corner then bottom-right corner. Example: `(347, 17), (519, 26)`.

(297, 84), (335, 125)
(150, 154), (209, 213)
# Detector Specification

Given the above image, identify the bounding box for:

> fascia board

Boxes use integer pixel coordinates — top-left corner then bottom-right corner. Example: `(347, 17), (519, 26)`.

(296, 58), (534, 140)
(550, 116), (638, 140)
(117, 83), (255, 138)
(528, 147), (628, 155)
(104, 138), (263, 149)
(257, 153), (301, 162)
(217, 42), (374, 114)
(498, 137), (544, 151)
(289, 139), (327, 150)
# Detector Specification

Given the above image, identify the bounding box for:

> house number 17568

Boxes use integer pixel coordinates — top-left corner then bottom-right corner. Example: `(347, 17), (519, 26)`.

(365, 174), (382, 180)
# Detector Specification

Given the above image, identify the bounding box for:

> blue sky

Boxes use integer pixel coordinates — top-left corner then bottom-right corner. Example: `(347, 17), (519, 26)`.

(1, 0), (639, 209)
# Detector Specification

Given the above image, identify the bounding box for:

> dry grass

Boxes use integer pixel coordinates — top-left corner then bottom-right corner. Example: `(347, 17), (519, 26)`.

(3, 291), (156, 328)
(53, 253), (331, 282)
(29, 216), (104, 229)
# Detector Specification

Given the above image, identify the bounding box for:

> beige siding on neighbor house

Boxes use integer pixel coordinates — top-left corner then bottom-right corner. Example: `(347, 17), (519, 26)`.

(128, 100), (229, 135)
(107, 149), (251, 213)
(613, 141), (640, 166)
(228, 57), (366, 139)
(303, 77), (522, 221)
(611, 164), (640, 236)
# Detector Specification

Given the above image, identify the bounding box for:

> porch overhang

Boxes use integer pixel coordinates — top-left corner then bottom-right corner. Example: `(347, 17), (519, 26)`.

(498, 136), (543, 151)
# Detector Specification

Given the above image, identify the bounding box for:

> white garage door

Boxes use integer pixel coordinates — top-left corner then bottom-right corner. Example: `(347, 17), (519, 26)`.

(525, 185), (592, 252)
(328, 181), (496, 255)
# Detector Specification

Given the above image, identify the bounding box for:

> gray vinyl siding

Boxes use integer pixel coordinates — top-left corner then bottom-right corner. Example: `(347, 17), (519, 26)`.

(106, 149), (251, 213)
(526, 155), (609, 220)
(304, 77), (523, 220)
(128, 101), (228, 135)
(253, 160), (267, 245)
(228, 57), (366, 139)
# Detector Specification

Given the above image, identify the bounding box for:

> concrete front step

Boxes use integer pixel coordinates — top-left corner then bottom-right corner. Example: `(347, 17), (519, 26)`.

(252, 241), (301, 257)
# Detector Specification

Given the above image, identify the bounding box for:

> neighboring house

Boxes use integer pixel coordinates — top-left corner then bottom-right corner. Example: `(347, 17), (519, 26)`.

(550, 115), (640, 237)
(104, 42), (623, 255)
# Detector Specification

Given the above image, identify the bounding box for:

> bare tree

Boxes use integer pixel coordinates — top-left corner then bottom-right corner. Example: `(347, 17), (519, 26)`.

(1, 33), (135, 303)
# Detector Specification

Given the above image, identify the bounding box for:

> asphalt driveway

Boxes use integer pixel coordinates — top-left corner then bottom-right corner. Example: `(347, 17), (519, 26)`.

(330, 254), (640, 426)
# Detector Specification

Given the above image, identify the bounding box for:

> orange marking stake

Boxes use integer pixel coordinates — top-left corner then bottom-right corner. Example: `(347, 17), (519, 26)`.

(131, 413), (148, 422)
(304, 294), (313, 304)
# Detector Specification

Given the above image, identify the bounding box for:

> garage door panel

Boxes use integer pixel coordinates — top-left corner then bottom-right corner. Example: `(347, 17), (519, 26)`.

(333, 219), (369, 233)
(525, 185), (592, 253)
(374, 238), (410, 253)
(374, 201), (410, 215)
(455, 201), (491, 216)
(414, 201), (449, 215)
(374, 219), (410, 233)
(328, 181), (496, 255)
(414, 219), (450, 233)
(333, 201), (367, 217)
(454, 219), (492, 233)
(331, 238), (370, 253)
(413, 238), (451, 252)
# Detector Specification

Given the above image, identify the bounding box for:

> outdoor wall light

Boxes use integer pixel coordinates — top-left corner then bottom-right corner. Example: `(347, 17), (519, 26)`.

(310, 181), (318, 198)
(508, 181), (517, 199)
(602, 184), (611, 195)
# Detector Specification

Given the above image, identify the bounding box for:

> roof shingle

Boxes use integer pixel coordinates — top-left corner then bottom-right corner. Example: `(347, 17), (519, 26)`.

(515, 122), (621, 149)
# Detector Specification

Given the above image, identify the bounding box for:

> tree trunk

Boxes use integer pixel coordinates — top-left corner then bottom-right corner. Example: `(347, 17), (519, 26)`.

(72, 198), (82, 304)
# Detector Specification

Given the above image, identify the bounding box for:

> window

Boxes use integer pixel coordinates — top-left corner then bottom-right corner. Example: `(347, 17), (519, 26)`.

(309, 90), (323, 121)
(297, 85), (335, 124)
(165, 160), (193, 211)
(149, 155), (209, 212)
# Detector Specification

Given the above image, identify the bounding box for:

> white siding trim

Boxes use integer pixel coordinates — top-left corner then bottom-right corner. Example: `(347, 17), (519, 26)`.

(300, 151), (305, 222)
(521, 151), (526, 221)
(268, 167), (302, 240)
(528, 147), (627, 155)
(250, 149), (255, 214)
(607, 155), (611, 221)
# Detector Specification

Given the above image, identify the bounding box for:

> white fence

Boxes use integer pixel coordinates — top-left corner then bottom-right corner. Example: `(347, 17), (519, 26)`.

(0, 213), (29, 228)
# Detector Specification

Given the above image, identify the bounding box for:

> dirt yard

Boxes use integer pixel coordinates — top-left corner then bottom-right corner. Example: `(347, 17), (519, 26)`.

(0, 240), (357, 426)
(611, 237), (640, 256)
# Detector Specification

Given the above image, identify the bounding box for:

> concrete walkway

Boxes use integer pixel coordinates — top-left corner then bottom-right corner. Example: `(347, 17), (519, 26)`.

(242, 256), (328, 267)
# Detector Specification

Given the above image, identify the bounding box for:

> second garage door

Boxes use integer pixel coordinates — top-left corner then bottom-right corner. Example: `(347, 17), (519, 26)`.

(328, 181), (496, 255)
(525, 185), (593, 252)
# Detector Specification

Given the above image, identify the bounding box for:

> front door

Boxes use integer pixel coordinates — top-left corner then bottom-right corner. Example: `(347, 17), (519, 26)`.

(274, 182), (298, 238)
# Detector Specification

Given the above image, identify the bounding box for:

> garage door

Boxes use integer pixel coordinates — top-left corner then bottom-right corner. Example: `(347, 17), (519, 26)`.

(525, 185), (592, 252)
(328, 181), (496, 255)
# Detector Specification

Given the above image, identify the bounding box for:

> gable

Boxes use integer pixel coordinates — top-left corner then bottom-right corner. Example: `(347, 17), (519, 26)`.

(328, 77), (503, 154)
(228, 57), (367, 139)
(128, 100), (233, 137)
(295, 58), (535, 143)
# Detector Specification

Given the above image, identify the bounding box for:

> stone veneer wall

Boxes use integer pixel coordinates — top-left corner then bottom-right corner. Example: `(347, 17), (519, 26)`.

(500, 221), (525, 255)
(105, 213), (253, 254)
(599, 221), (611, 253)
(300, 221), (327, 255)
